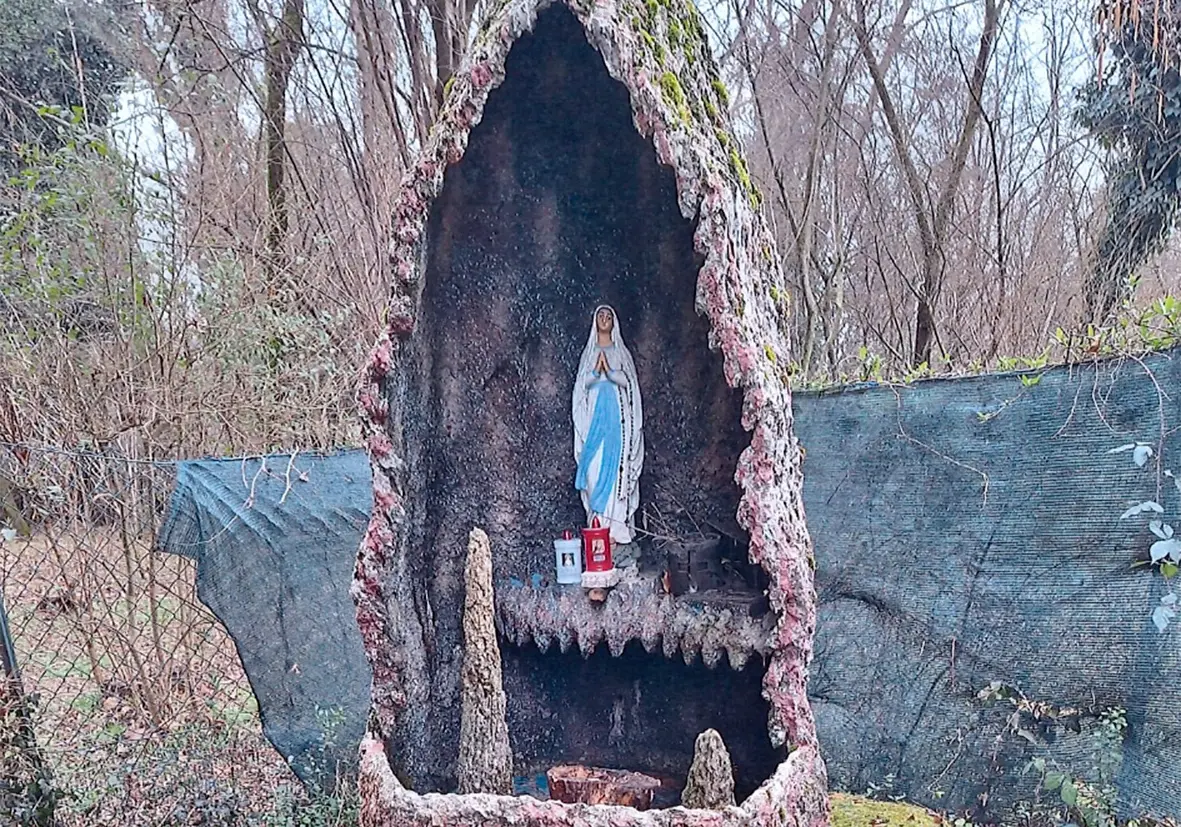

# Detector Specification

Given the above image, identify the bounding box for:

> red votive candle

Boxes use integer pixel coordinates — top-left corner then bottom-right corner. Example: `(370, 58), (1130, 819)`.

(582, 516), (613, 572)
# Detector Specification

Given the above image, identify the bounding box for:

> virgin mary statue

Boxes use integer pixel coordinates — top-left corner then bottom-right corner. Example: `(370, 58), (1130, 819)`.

(573, 305), (644, 545)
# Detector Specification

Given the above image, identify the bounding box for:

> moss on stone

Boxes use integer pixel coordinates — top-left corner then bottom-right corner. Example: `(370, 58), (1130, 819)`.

(829, 794), (939, 827)
(712, 77), (730, 107)
(681, 0), (705, 40)
(668, 16), (684, 49)
(728, 146), (762, 207)
(659, 71), (691, 125)
(729, 147), (750, 188)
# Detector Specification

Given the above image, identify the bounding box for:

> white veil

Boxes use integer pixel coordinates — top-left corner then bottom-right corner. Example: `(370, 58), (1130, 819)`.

(572, 305), (644, 544)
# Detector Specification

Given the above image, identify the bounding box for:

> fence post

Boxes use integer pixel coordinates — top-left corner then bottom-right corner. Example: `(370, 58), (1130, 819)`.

(1, 585), (20, 685)
(1, 586), (57, 826)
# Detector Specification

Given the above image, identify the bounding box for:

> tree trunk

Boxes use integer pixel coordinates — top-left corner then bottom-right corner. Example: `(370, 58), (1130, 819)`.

(262, 0), (305, 297)
(850, 0), (1003, 368)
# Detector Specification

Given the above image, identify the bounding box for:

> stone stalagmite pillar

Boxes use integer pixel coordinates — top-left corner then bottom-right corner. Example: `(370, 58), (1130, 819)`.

(681, 728), (736, 810)
(356, 0), (831, 819)
(456, 527), (512, 795)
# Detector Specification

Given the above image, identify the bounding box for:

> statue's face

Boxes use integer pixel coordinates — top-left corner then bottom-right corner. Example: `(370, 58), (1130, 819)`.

(595, 308), (614, 334)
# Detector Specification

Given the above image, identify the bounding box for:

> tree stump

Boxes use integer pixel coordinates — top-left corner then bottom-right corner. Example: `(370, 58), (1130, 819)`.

(681, 728), (735, 810)
(456, 527), (512, 794)
(546, 765), (661, 810)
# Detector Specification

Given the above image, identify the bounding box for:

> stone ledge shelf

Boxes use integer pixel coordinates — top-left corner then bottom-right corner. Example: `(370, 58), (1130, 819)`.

(494, 570), (774, 670)
(359, 734), (826, 827)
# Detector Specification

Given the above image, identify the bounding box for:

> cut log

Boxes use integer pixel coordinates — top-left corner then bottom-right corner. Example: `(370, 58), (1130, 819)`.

(546, 765), (661, 810)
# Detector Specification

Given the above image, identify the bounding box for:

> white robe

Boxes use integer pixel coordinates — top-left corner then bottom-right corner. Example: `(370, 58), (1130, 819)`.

(572, 306), (644, 545)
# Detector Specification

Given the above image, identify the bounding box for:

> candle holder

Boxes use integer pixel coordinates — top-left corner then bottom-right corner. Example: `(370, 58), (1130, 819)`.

(553, 530), (582, 585)
(580, 516), (620, 589)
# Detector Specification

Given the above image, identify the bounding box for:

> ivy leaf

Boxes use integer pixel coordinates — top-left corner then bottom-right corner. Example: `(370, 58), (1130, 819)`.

(1044, 771), (1065, 791)
(1163, 562), (1180, 579)
(1109, 442), (1155, 466)
(1163, 593), (1177, 606)
(1150, 520), (1174, 539)
(1060, 779), (1079, 807)
(1122, 501), (1165, 519)
(1151, 539), (1181, 562)
(1153, 605), (1175, 632)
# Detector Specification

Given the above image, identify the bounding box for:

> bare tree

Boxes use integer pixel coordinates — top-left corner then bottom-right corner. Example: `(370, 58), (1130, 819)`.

(247, 0), (306, 295)
(848, 0), (1004, 367)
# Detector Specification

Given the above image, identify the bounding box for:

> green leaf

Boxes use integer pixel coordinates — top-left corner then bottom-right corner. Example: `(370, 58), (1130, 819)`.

(1163, 562), (1179, 579)
(1044, 771), (1065, 791)
(1060, 778), (1078, 807)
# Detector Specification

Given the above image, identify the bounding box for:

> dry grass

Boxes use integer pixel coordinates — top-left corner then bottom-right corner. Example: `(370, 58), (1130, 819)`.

(0, 525), (347, 825)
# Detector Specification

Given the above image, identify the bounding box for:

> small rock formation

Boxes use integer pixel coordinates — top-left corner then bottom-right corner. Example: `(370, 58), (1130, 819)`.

(456, 527), (512, 795)
(681, 728), (736, 810)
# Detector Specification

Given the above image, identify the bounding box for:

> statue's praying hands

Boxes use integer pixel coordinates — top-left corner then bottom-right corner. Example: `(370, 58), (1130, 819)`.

(595, 351), (609, 375)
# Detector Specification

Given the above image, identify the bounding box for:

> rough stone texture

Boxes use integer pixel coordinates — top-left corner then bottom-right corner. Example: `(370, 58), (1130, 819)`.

(457, 527), (513, 795)
(502, 642), (780, 802)
(353, 0), (826, 820)
(682, 729), (735, 810)
(496, 570), (774, 668)
(358, 733), (828, 826)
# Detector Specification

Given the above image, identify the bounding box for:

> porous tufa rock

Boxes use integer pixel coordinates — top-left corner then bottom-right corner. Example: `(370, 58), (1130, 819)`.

(682, 729), (736, 810)
(493, 576), (775, 667)
(356, 0), (829, 819)
(359, 730), (826, 826)
(456, 527), (512, 795)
